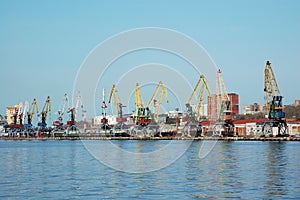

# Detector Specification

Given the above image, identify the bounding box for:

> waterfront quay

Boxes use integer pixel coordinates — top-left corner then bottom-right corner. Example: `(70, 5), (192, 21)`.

(2, 135), (300, 141)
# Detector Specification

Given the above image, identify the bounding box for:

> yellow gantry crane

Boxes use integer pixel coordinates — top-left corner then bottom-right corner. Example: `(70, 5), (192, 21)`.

(134, 83), (147, 125)
(263, 61), (287, 136)
(38, 96), (51, 127)
(264, 61), (283, 117)
(134, 82), (168, 126)
(108, 84), (126, 119)
(186, 75), (211, 121)
(25, 98), (38, 128)
(146, 81), (169, 122)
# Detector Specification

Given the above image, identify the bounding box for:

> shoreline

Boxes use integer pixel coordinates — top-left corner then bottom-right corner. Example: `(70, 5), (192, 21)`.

(1, 136), (300, 141)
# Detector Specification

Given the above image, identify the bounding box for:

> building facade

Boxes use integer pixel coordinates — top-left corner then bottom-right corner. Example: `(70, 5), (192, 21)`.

(6, 104), (23, 125)
(228, 93), (239, 116)
(208, 93), (239, 121)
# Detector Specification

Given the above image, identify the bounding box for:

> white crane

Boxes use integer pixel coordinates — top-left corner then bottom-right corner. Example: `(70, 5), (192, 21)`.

(53, 94), (69, 126)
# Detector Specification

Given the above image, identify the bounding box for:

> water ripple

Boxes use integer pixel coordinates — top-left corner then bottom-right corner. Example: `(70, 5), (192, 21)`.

(0, 140), (299, 199)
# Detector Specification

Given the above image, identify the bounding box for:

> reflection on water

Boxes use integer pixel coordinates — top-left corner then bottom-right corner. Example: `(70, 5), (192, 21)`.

(0, 140), (299, 199)
(264, 142), (287, 197)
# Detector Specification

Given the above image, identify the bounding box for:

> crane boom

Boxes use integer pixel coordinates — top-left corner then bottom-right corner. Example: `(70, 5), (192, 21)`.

(108, 84), (115, 104)
(147, 81), (163, 108)
(135, 83), (144, 108)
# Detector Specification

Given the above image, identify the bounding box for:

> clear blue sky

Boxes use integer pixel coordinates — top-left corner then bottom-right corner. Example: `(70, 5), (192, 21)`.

(0, 0), (299, 119)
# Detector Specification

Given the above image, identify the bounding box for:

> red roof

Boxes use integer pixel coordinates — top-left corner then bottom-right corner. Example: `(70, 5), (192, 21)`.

(286, 118), (300, 123)
(199, 118), (300, 126)
(199, 119), (267, 126)
(232, 119), (267, 124)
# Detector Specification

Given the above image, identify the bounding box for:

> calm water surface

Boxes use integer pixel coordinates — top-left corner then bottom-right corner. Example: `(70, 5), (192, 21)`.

(0, 140), (299, 199)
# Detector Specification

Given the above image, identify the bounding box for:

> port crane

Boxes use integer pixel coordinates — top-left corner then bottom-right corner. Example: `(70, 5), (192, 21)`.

(215, 69), (234, 136)
(262, 61), (287, 136)
(146, 81), (168, 123)
(67, 92), (81, 129)
(134, 82), (168, 126)
(21, 101), (29, 126)
(108, 84), (126, 121)
(99, 88), (110, 130)
(134, 83), (148, 126)
(108, 84), (130, 136)
(186, 75), (211, 121)
(38, 96), (51, 128)
(25, 99), (38, 128)
(53, 94), (69, 127)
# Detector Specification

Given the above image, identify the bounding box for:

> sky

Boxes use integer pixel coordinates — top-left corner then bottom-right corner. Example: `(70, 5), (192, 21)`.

(0, 0), (299, 121)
